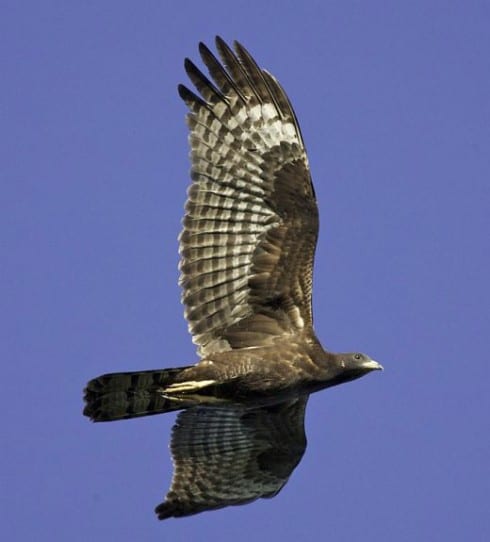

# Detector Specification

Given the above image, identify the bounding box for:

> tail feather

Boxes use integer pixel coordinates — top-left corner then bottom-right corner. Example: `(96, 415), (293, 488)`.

(83, 367), (193, 422)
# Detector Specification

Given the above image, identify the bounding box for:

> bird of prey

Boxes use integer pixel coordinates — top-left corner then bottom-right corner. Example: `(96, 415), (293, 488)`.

(83, 36), (382, 520)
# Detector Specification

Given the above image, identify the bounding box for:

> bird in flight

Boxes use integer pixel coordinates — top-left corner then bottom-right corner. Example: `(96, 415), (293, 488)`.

(84, 36), (382, 520)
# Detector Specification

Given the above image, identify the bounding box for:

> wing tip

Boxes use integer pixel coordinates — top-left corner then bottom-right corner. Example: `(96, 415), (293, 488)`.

(155, 499), (195, 520)
(155, 501), (173, 520)
(177, 83), (206, 108)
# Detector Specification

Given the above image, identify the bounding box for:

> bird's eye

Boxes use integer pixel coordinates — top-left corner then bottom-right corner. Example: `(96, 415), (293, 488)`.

(354, 354), (361, 360)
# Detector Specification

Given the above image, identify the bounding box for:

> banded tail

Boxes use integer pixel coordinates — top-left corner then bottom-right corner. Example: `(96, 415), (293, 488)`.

(83, 367), (193, 422)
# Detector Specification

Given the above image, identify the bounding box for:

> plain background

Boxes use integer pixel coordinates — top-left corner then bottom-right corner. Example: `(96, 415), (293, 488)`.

(2, 1), (489, 541)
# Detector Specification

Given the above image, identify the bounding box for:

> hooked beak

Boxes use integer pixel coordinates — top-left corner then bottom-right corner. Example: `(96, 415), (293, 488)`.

(362, 359), (383, 371)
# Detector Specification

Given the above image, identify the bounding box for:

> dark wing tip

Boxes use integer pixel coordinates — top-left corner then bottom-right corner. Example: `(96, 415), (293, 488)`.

(198, 40), (212, 59)
(214, 35), (226, 49)
(177, 83), (207, 108)
(155, 500), (188, 520)
(215, 35), (239, 65)
(183, 57), (194, 73)
(155, 501), (172, 520)
(177, 83), (189, 99)
(232, 38), (250, 59)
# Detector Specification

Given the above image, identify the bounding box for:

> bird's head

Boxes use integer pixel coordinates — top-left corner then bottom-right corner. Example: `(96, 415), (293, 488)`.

(327, 352), (383, 386)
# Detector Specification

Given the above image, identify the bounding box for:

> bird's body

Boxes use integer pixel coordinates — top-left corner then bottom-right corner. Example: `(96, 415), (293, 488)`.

(83, 37), (382, 520)
(86, 335), (379, 422)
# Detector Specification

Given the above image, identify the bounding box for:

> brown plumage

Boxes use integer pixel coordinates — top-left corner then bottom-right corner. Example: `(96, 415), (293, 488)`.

(83, 36), (382, 520)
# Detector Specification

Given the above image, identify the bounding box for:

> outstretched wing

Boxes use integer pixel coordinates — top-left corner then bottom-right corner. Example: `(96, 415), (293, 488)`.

(155, 397), (308, 520)
(179, 37), (319, 356)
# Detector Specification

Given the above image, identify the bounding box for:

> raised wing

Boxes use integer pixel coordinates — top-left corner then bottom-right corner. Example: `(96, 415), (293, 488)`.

(179, 37), (319, 356)
(155, 397), (308, 520)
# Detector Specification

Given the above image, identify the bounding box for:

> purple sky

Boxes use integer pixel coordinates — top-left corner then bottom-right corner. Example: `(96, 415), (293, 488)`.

(3, 2), (489, 540)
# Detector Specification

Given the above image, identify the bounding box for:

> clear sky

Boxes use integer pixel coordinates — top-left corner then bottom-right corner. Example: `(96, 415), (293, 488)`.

(2, 1), (489, 541)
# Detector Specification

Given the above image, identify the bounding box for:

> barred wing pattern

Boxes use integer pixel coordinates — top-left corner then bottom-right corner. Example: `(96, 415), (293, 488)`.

(155, 397), (308, 519)
(179, 38), (319, 356)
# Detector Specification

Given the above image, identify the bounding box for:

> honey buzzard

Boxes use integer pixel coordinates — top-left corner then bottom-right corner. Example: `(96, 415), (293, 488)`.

(84, 37), (382, 520)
